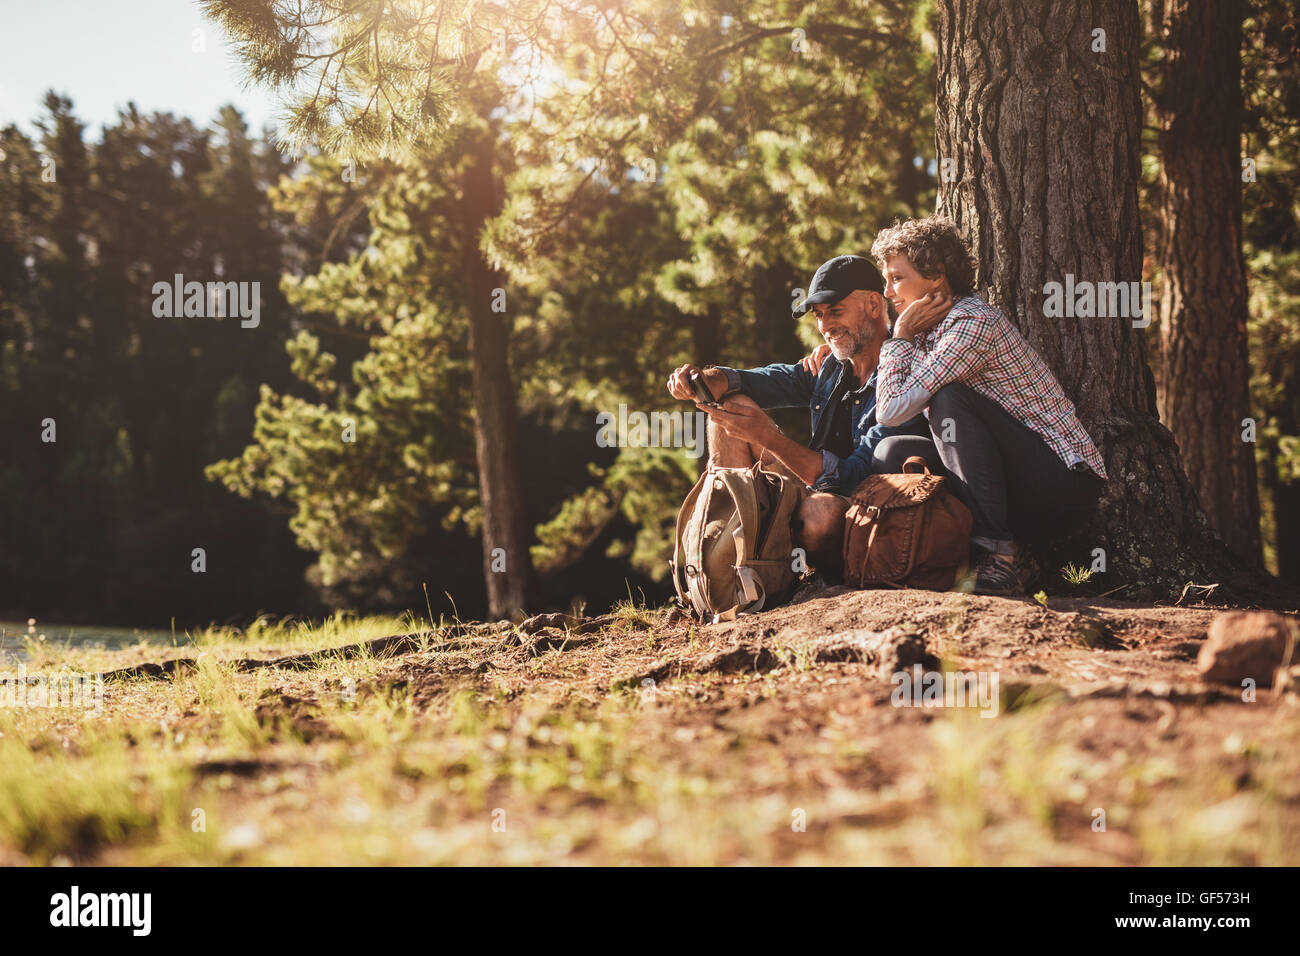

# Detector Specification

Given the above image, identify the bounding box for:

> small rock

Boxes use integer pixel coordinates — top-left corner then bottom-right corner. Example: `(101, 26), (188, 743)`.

(814, 626), (937, 678)
(1197, 611), (1299, 687)
(520, 612), (582, 635)
(1059, 613), (1113, 648)
(787, 577), (833, 605)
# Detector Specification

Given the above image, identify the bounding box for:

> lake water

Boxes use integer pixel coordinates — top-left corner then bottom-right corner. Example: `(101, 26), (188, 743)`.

(0, 620), (183, 662)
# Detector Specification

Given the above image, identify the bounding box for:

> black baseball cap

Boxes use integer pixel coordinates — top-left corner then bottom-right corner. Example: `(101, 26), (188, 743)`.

(792, 255), (885, 316)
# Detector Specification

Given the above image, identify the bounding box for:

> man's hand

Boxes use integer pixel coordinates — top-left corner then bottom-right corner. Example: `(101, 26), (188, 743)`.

(667, 364), (727, 402)
(701, 397), (780, 448)
(893, 292), (953, 341)
(706, 393), (825, 486)
(800, 344), (831, 375)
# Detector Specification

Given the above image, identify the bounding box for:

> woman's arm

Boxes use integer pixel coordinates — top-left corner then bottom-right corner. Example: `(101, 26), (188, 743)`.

(875, 380), (933, 426)
(875, 297), (997, 425)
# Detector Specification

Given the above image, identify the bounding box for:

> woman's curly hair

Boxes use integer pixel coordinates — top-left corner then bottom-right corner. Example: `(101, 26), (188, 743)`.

(870, 215), (977, 297)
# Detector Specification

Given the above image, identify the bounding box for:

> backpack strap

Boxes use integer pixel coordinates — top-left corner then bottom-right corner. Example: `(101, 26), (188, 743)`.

(715, 465), (800, 614)
(710, 468), (763, 614)
(714, 467), (762, 565)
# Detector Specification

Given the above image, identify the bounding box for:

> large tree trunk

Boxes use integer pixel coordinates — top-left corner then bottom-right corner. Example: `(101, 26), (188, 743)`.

(462, 127), (532, 619)
(933, 0), (1257, 599)
(1152, 0), (1261, 566)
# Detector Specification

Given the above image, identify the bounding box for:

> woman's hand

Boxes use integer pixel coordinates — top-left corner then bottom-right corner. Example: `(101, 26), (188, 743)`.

(800, 344), (831, 375)
(893, 292), (953, 341)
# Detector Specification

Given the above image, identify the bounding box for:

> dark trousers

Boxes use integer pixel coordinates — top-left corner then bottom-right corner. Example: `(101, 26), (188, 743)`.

(872, 384), (1104, 554)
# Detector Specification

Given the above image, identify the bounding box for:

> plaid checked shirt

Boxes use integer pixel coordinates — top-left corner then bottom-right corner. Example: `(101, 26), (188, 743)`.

(876, 294), (1108, 478)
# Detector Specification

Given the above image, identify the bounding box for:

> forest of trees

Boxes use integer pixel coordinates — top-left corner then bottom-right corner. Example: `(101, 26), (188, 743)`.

(2, 1), (1297, 626)
(1, 98), (322, 625)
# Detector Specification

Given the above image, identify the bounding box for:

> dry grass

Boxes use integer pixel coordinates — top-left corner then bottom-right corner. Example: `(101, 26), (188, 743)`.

(2, 590), (1297, 865)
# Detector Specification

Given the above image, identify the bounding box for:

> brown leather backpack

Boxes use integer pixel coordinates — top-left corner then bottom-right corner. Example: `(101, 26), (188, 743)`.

(842, 456), (972, 591)
(671, 463), (804, 621)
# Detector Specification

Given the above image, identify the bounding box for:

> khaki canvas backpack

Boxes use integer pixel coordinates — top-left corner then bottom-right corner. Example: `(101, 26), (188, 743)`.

(842, 456), (973, 591)
(671, 463), (804, 621)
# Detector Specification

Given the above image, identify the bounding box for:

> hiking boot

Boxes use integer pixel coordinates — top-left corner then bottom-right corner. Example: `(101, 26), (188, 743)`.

(972, 551), (1023, 596)
(1010, 548), (1041, 591)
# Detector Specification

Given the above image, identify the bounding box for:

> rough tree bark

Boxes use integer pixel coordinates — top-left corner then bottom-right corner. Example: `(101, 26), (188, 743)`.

(462, 126), (532, 619)
(933, 0), (1257, 599)
(1153, 0), (1261, 566)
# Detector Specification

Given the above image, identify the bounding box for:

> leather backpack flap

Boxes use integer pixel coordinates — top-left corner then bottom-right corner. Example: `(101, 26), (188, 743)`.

(843, 473), (947, 585)
(842, 478), (886, 586)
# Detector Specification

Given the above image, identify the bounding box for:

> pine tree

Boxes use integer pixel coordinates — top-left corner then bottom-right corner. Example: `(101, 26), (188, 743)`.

(933, 0), (1275, 599)
(1149, 0), (1261, 566)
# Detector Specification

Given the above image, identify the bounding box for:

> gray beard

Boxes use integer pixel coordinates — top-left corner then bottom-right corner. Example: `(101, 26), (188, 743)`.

(828, 330), (868, 362)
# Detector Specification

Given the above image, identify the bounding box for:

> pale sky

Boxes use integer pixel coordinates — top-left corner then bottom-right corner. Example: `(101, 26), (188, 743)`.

(0, 0), (284, 139)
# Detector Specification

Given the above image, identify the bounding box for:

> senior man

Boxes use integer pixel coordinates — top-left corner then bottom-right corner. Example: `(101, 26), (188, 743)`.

(666, 255), (949, 495)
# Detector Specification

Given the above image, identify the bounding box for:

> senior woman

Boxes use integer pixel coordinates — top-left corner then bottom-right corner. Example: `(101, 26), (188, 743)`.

(863, 215), (1107, 595)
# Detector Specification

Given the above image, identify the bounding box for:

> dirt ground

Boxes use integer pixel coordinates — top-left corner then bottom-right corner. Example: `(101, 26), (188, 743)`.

(5, 587), (1299, 865)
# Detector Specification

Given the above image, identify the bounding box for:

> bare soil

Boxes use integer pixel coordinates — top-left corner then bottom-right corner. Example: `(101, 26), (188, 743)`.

(324, 588), (1300, 863)
(11, 587), (1299, 865)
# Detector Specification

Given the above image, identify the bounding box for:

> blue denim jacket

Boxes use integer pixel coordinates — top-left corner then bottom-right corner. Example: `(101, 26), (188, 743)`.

(718, 358), (930, 495)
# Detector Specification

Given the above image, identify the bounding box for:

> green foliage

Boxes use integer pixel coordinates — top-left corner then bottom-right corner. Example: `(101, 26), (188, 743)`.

(1249, 248), (1300, 485)
(206, 144), (483, 603)
(14, 1), (1295, 626)
(198, 0), (472, 161)
(202, 1), (942, 604)
(1241, 0), (1300, 576)
(487, 1), (940, 579)
(0, 98), (315, 624)
(1140, 0), (1300, 578)
(1060, 563), (1095, 586)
